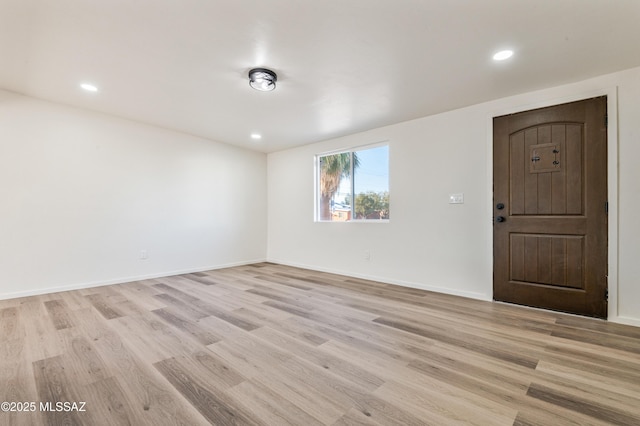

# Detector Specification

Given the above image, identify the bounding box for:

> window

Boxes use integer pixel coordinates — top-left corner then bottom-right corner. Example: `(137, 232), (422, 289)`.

(316, 144), (389, 222)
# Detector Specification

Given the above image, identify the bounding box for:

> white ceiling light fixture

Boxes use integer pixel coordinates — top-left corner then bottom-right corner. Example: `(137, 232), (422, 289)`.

(251, 133), (262, 140)
(80, 83), (99, 92)
(493, 50), (514, 61)
(248, 68), (277, 91)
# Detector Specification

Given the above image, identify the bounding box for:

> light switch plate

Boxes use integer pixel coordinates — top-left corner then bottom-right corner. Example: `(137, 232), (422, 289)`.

(449, 193), (464, 204)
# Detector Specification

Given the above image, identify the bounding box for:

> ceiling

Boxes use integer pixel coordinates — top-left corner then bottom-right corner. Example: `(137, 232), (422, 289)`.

(2, 1), (639, 153)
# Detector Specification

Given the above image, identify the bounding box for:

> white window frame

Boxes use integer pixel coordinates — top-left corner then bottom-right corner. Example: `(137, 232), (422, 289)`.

(314, 141), (389, 223)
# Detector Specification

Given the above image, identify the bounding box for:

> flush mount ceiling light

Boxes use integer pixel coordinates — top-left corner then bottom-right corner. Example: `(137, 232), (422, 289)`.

(248, 68), (277, 91)
(493, 50), (514, 61)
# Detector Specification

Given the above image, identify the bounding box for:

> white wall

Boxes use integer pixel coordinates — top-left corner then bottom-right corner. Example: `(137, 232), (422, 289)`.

(267, 66), (640, 326)
(0, 91), (267, 299)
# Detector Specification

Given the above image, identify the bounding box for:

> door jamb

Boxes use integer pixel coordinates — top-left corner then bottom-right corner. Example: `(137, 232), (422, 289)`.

(486, 87), (619, 322)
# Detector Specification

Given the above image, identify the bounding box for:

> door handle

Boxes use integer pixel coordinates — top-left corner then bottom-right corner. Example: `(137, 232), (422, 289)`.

(496, 216), (506, 223)
(496, 203), (505, 210)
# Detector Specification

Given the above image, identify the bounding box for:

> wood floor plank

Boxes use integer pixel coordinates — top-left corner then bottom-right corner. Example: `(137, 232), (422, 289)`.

(267, 356), (426, 426)
(71, 308), (211, 425)
(243, 309), (326, 345)
(231, 305), (294, 327)
(207, 306), (261, 332)
(206, 329), (294, 379)
(405, 351), (616, 425)
(189, 350), (246, 388)
(181, 273), (220, 285)
(251, 368), (345, 424)
(154, 356), (259, 425)
(374, 316), (540, 368)
(85, 294), (124, 320)
(373, 379), (516, 425)
(257, 274), (314, 291)
(527, 382), (640, 425)
(151, 307), (221, 346)
(252, 326), (385, 392)
(0, 337), (40, 426)
(1, 263), (639, 425)
(110, 309), (203, 364)
(43, 299), (74, 330)
(152, 282), (202, 303)
(555, 316), (640, 339)
(21, 299), (65, 363)
(152, 293), (210, 321)
(114, 281), (167, 311)
(534, 359), (640, 399)
(409, 346), (530, 394)
(247, 285), (318, 311)
(288, 316), (414, 366)
(58, 332), (110, 386)
(257, 357), (360, 423)
(33, 355), (85, 426)
(551, 323), (640, 354)
(0, 306), (20, 340)
(226, 379), (324, 426)
(332, 408), (384, 426)
(81, 376), (145, 426)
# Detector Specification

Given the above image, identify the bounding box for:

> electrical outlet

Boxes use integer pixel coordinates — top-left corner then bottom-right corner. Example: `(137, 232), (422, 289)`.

(364, 250), (371, 261)
(140, 250), (148, 260)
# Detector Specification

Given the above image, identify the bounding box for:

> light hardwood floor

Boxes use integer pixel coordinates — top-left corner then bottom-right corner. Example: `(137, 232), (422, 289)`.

(1, 263), (639, 425)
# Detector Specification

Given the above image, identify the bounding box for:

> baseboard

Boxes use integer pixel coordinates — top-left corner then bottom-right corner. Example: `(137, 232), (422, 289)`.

(609, 315), (640, 327)
(267, 258), (492, 302)
(0, 258), (267, 301)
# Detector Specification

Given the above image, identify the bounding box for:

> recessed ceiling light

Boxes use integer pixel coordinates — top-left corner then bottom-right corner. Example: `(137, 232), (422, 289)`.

(251, 133), (262, 140)
(493, 50), (514, 61)
(80, 83), (98, 92)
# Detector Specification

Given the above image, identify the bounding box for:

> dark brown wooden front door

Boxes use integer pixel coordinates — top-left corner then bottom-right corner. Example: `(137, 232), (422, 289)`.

(493, 97), (608, 318)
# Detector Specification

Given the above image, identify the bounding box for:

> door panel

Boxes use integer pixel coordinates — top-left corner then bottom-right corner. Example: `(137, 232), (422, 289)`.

(493, 97), (607, 318)
(510, 124), (583, 215)
(509, 234), (584, 288)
